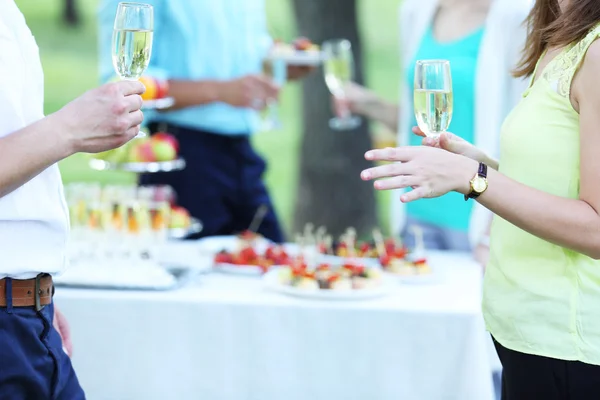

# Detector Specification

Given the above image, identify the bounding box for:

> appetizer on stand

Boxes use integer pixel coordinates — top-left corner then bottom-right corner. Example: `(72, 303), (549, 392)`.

(267, 37), (323, 66)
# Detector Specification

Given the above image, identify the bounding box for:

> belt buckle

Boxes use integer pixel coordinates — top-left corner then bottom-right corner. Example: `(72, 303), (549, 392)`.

(34, 274), (42, 311)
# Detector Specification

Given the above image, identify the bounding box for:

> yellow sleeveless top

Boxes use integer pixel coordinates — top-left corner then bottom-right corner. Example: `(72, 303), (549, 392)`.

(483, 24), (600, 364)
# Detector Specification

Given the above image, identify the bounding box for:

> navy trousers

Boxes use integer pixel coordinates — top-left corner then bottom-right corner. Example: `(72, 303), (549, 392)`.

(142, 124), (284, 243)
(0, 296), (85, 399)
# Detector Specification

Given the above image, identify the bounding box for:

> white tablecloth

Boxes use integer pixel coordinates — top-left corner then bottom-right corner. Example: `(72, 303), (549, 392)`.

(55, 247), (498, 400)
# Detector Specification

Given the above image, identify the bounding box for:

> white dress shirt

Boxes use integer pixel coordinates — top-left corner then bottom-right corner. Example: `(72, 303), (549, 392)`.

(0, 2), (69, 279)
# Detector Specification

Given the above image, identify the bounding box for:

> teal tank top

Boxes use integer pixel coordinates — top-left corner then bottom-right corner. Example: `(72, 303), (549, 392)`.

(406, 25), (484, 232)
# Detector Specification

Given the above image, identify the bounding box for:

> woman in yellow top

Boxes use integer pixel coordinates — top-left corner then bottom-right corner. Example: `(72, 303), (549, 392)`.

(361, 0), (600, 398)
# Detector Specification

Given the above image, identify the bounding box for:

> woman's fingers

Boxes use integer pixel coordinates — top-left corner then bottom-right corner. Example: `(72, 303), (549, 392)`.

(364, 147), (413, 162)
(400, 186), (430, 203)
(373, 175), (420, 190)
(421, 136), (439, 147)
(361, 161), (412, 181)
(412, 126), (426, 137)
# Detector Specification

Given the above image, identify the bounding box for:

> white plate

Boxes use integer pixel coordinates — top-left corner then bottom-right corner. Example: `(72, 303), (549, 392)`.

(197, 235), (272, 254)
(53, 260), (179, 290)
(88, 158), (186, 173)
(214, 263), (266, 276)
(384, 270), (440, 285)
(318, 254), (381, 268)
(263, 269), (394, 301)
(267, 51), (324, 66)
(142, 97), (175, 110)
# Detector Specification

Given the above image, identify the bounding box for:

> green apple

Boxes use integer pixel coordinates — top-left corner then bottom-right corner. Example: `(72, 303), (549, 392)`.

(169, 206), (190, 229)
(151, 140), (177, 162)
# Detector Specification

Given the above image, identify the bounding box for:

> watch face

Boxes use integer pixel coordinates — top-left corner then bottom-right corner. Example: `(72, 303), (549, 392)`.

(472, 176), (488, 193)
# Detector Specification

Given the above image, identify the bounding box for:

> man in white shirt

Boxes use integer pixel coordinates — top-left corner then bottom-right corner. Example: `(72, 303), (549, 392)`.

(1, 2), (145, 398)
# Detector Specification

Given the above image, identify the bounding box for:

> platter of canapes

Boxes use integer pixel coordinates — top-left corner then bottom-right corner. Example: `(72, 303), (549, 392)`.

(299, 224), (437, 284)
(212, 230), (296, 276)
(209, 205), (295, 275)
(263, 258), (390, 300)
(266, 37), (323, 66)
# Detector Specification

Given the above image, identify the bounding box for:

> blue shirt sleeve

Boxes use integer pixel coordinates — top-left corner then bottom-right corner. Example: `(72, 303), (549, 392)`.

(97, 0), (170, 83)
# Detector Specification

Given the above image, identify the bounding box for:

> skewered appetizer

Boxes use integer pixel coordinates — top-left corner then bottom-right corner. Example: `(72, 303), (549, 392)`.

(277, 260), (381, 291)
(318, 239), (380, 258)
(378, 226), (432, 276)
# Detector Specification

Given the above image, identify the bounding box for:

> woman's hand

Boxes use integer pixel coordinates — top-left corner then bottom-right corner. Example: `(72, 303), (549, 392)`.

(331, 83), (399, 132)
(53, 306), (73, 357)
(360, 146), (478, 202)
(412, 127), (499, 170)
(332, 82), (379, 116)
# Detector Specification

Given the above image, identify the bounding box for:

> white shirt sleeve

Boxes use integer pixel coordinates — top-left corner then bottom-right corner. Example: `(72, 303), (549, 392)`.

(0, 23), (27, 137)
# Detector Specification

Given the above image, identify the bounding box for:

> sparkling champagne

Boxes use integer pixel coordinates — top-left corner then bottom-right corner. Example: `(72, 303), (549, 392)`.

(112, 29), (153, 80)
(324, 58), (351, 97)
(414, 88), (453, 137)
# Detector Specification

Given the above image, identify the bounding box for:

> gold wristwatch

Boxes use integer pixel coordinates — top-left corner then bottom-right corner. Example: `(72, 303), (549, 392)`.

(464, 162), (488, 201)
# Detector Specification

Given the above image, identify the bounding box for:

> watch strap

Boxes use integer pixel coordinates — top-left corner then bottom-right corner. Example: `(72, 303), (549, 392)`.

(478, 162), (488, 178)
(464, 162), (488, 201)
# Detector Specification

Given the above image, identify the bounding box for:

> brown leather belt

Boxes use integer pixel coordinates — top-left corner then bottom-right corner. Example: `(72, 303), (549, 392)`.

(0, 274), (53, 310)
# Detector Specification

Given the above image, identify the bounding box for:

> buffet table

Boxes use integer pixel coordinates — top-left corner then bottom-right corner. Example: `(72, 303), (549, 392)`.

(55, 246), (497, 400)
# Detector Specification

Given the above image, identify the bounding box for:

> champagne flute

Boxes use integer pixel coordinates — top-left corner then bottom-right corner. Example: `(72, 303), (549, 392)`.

(260, 57), (287, 131)
(413, 60), (453, 138)
(322, 39), (361, 131)
(112, 2), (153, 80)
(112, 2), (154, 138)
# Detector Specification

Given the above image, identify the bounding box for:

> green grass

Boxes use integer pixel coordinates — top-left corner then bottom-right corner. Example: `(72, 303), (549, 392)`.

(15, 0), (400, 234)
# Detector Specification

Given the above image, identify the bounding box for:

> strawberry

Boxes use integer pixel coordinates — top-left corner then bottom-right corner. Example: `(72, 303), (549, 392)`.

(353, 265), (366, 276)
(379, 255), (391, 267)
(239, 246), (258, 261)
(214, 251), (233, 264)
(395, 247), (408, 259)
(359, 242), (371, 256)
(316, 264), (330, 271)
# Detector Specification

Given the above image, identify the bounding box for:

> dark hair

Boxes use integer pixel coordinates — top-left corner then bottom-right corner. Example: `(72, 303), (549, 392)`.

(514, 0), (600, 78)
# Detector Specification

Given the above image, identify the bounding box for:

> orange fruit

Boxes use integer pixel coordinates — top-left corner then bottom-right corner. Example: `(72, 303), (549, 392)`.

(139, 76), (157, 101)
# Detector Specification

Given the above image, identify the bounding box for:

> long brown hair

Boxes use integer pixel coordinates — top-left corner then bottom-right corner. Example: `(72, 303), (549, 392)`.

(514, 0), (600, 78)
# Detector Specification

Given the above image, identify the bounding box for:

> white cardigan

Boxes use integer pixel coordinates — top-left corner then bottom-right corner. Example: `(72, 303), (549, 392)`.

(391, 0), (533, 246)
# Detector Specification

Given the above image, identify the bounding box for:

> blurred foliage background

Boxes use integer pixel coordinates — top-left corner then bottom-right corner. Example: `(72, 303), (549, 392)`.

(15, 0), (400, 234)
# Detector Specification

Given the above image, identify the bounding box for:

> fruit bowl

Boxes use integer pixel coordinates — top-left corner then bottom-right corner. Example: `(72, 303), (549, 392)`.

(88, 158), (186, 173)
(168, 217), (203, 240)
(139, 76), (173, 110)
(89, 131), (184, 173)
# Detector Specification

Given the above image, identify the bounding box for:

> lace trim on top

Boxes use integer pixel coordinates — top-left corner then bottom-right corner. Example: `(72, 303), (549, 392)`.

(541, 25), (600, 97)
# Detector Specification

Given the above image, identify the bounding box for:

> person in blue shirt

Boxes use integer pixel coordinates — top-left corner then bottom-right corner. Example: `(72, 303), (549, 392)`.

(98, 0), (310, 242)
(334, 0), (530, 258)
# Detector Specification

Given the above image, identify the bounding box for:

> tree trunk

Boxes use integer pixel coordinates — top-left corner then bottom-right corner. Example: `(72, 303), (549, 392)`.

(292, 0), (377, 239)
(63, 0), (80, 26)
